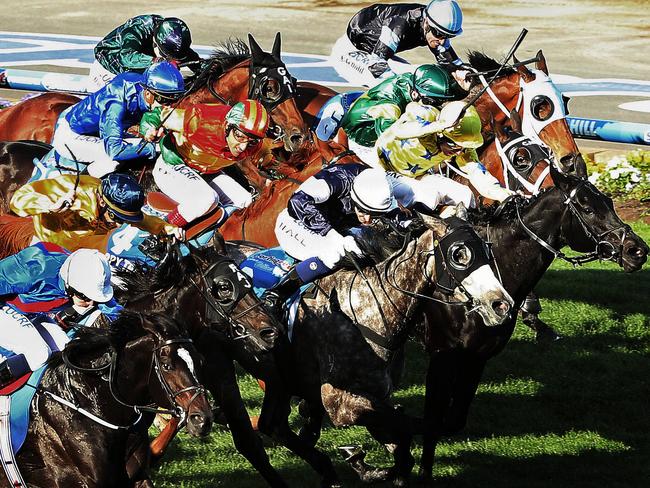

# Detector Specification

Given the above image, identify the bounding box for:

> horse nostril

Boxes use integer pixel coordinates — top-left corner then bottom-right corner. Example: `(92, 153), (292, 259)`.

(290, 133), (304, 146)
(189, 413), (206, 429)
(492, 300), (511, 317)
(259, 327), (278, 344)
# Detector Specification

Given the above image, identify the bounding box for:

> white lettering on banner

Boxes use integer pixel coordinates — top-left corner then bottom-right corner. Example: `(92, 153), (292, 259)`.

(1, 305), (32, 327)
(228, 263), (252, 288)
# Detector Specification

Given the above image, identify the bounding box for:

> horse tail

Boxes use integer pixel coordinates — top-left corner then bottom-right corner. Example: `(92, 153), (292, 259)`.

(0, 215), (34, 259)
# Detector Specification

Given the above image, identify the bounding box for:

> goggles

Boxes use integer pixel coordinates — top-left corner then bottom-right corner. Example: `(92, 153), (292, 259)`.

(424, 22), (456, 40)
(230, 126), (262, 147)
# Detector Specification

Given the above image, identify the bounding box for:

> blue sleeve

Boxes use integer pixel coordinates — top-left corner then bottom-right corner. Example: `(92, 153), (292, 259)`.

(287, 190), (333, 236)
(98, 299), (123, 322)
(0, 247), (47, 297)
(99, 99), (151, 161)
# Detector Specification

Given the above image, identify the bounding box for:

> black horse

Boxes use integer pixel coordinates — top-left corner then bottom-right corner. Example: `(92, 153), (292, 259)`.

(115, 242), (289, 487)
(417, 164), (648, 477)
(14, 311), (213, 488)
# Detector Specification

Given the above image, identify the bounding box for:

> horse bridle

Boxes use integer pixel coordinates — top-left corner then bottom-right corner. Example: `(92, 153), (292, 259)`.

(187, 255), (267, 341)
(514, 182), (630, 266)
(495, 133), (552, 195)
(58, 334), (205, 430)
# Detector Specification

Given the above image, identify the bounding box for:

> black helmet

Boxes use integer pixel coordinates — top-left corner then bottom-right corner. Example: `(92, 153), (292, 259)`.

(154, 18), (193, 60)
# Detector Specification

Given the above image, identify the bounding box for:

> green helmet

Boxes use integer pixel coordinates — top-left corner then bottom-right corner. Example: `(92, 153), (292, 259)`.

(411, 64), (458, 100)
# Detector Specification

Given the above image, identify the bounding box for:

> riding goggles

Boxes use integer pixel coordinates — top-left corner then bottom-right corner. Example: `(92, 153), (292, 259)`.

(230, 126), (262, 147)
(424, 22), (455, 40)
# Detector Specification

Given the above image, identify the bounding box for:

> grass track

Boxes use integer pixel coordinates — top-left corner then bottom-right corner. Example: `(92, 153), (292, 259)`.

(153, 222), (650, 487)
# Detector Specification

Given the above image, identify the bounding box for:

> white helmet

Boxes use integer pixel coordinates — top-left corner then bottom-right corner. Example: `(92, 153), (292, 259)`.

(59, 249), (113, 303)
(425, 0), (464, 37)
(350, 169), (397, 215)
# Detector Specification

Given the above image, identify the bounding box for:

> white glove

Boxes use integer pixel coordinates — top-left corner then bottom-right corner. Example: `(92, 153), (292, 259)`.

(342, 235), (364, 257)
(168, 226), (186, 242)
(49, 190), (76, 212)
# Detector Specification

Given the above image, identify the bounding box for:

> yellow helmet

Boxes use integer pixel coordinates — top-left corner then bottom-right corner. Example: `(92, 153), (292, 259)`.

(439, 102), (483, 149)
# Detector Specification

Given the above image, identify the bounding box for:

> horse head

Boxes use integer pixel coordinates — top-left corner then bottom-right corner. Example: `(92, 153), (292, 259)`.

(418, 214), (513, 326)
(468, 50), (586, 178)
(488, 111), (554, 195)
(63, 311), (213, 437)
(248, 33), (309, 152)
(549, 164), (648, 272)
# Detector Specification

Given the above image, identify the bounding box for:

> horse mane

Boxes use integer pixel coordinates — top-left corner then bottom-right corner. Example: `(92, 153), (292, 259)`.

(466, 189), (554, 225)
(466, 51), (516, 79)
(186, 37), (250, 95)
(0, 215), (34, 260)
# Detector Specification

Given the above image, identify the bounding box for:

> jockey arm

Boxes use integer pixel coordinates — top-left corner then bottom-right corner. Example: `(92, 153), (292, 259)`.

(100, 100), (155, 161)
(459, 153), (514, 203)
(0, 246), (49, 297)
(430, 39), (463, 68)
(372, 15), (407, 60)
(366, 102), (403, 141)
(112, 25), (156, 71)
(287, 176), (339, 236)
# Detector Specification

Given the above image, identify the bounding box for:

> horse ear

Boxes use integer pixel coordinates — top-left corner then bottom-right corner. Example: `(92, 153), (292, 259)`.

(535, 50), (549, 75)
(211, 232), (227, 254)
(271, 32), (282, 59)
(514, 55), (534, 83)
(509, 109), (522, 132)
(248, 33), (264, 62)
(550, 160), (573, 192)
(418, 213), (449, 236)
(139, 313), (166, 344)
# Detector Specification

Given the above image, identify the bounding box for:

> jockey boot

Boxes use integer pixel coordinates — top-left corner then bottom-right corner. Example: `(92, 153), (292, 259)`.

(262, 267), (304, 318)
(0, 354), (30, 389)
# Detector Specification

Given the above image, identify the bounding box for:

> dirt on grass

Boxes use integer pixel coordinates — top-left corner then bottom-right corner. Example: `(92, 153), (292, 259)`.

(615, 199), (650, 224)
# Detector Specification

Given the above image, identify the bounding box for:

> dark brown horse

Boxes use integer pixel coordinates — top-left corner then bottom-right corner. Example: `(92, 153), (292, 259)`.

(16, 311), (213, 488)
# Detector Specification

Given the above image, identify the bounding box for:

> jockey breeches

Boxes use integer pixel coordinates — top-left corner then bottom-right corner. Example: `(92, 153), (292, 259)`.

(0, 305), (70, 371)
(275, 210), (348, 269)
(52, 109), (141, 178)
(87, 60), (116, 93)
(329, 34), (414, 88)
(153, 158), (252, 223)
(415, 173), (476, 209)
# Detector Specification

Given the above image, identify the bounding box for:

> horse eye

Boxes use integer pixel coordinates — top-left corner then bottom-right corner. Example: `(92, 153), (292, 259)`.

(261, 78), (281, 101)
(212, 279), (235, 302)
(449, 244), (473, 269)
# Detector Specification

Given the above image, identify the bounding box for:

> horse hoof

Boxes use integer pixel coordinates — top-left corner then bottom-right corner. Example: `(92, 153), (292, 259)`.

(338, 445), (365, 463)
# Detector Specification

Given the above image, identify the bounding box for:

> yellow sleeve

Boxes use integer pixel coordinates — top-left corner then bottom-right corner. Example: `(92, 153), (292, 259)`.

(455, 149), (480, 169)
(134, 214), (176, 236)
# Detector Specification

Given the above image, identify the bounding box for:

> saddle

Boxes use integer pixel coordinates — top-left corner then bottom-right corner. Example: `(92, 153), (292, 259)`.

(146, 192), (226, 241)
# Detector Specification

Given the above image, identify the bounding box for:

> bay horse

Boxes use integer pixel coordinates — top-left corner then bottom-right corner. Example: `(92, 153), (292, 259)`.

(0, 34), (308, 154)
(240, 214), (512, 487)
(114, 242), (290, 488)
(15, 311), (213, 488)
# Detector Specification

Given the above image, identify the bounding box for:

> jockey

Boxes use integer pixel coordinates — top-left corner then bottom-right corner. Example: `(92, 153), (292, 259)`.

(263, 163), (470, 312)
(88, 14), (201, 92)
(10, 173), (182, 252)
(330, 0), (468, 87)
(0, 246), (121, 387)
(341, 64), (465, 166)
(376, 100), (514, 202)
(141, 100), (269, 228)
(52, 61), (185, 178)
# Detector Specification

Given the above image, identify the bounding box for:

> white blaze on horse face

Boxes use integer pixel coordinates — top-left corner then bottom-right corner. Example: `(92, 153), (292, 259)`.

(458, 264), (514, 327)
(177, 348), (198, 382)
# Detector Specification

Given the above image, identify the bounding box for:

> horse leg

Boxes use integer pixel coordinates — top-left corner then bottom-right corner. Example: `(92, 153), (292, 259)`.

(322, 383), (417, 487)
(297, 398), (325, 447)
(521, 290), (561, 342)
(201, 349), (289, 488)
(441, 352), (487, 436)
(419, 350), (460, 479)
(257, 380), (341, 487)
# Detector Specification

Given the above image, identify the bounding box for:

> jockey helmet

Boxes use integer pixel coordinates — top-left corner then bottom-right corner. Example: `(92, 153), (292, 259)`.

(225, 100), (270, 139)
(412, 64), (457, 101)
(439, 102), (484, 149)
(60, 249), (113, 303)
(351, 169), (397, 215)
(142, 61), (185, 101)
(99, 173), (145, 223)
(424, 0), (464, 37)
(154, 18), (193, 60)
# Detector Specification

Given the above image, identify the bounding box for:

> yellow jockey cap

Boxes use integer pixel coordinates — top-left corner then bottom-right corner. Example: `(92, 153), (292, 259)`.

(439, 102), (483, 149)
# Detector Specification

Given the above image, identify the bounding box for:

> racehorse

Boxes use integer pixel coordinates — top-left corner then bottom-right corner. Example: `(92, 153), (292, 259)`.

(15, 311), (213, 488)
(0, 34), (308, 154)
(114, 241), (290, 487)
(225, 214), (513, 487)
(415, 167), (648, 477)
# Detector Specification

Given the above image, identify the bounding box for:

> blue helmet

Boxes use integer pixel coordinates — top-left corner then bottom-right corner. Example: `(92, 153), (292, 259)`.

(425, 0), (463, 37)
(154, 18), (193, 60)
(142, 61), (185, 97)
(99, 173), (145, 223)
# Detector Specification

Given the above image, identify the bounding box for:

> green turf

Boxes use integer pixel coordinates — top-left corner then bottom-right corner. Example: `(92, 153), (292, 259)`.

(153, 222), (650, 487)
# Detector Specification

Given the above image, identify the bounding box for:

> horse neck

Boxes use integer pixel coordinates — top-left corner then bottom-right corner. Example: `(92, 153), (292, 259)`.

(187, 61), (250, 105)
(480, 189), (566, 302)
(335, 230), (436, 348)
(475, 73), (521, 128)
